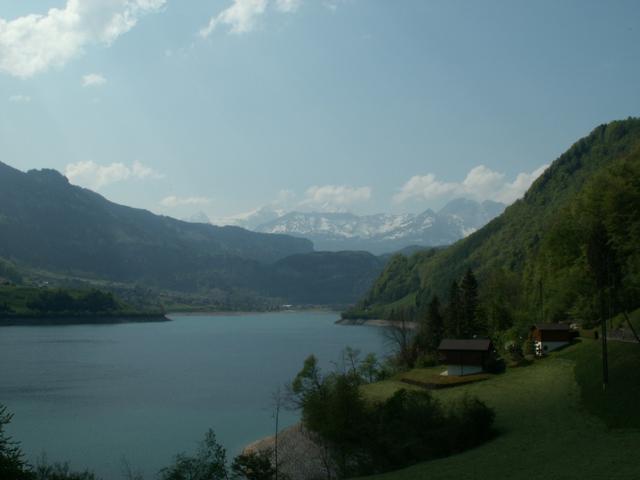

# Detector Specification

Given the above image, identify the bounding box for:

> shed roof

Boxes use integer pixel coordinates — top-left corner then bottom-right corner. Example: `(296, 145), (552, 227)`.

(438, 338), (492, 351)
(534, 323), (570, 331)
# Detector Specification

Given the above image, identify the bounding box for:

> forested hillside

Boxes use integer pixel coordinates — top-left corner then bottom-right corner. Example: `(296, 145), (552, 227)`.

(347, 118), (640, 332)
(0, 162), (312, 278)
(0, 163), (386, 306)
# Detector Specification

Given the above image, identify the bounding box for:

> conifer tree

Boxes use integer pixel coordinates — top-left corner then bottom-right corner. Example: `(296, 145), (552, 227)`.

(425, 295), (444, 351)
(0, 405), (32, 480)
(460, 268), (479, 337)
(445, 281), (462, 338)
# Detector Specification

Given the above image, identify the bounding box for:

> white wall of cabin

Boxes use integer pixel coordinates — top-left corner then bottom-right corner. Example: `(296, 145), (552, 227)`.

(535, 340), (569, 355)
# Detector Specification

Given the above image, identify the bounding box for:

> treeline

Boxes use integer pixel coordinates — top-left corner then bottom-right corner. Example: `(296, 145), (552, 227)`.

(0, 258), (22, 284)
(382, 268), (510, 369)
(344, 119), (640, 353)
(26, 289), (118, 314)
(289, 354), (495, 478)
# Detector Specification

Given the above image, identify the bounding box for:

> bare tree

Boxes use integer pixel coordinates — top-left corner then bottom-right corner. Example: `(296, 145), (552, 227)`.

(382, 309), (415, 367)
(271, 387), (285, 480)
(121, 457), (144, 480)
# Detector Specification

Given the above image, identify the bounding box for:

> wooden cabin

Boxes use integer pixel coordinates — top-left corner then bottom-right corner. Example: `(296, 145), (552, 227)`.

(437, 338), (493, 376)
(531, 324), (573, 355)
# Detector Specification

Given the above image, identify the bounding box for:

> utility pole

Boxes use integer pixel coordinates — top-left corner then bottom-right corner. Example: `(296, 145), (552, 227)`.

(539, 278), (544, 323)
(601, 289), (609, 390)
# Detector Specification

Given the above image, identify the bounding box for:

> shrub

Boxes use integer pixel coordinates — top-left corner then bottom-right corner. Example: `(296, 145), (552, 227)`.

(231, 449), (276, 480)
(159, 429), (228, 480)
(414, 352), (440, 368)
(446, 395), (496, 451)
(291, 359), (496, 478)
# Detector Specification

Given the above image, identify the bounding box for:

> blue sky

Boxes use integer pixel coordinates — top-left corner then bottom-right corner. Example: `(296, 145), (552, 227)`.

(1, 0), (639, 222)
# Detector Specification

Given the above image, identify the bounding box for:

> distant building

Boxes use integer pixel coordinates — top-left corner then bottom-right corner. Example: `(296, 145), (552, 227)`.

(531, 324), (573, 355)
(437, 338), (493, 376)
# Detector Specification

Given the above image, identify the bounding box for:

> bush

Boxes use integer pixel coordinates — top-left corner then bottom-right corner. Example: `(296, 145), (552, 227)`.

(414, 352), (439, 368)
(159, 429), (228, 480)
(291, 358), (496, 478)
(231, 449), (276, 480)
(485, 356), (506, 374)
(446, 395), (496, 451)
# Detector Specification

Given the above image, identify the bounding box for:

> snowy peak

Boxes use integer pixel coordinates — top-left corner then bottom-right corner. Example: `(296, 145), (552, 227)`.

(253, 199), (504, 254)
(210, 206), (286, 230)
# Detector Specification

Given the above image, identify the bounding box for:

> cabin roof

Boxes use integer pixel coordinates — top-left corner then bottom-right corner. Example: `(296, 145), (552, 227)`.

(534, 323), (570, 331)
(438, 338), (492, 352)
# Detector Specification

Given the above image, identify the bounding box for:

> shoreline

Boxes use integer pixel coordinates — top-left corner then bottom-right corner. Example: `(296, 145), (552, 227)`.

(243, 423), (332, 480)
(335, 318), (418, 330)
(0, 314), (169, 326)
(166, 308), (339, 317)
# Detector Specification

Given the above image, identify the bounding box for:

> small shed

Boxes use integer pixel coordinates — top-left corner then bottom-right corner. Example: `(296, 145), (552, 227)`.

(437, 338), (493, 376)
(531, 324), (572, 355)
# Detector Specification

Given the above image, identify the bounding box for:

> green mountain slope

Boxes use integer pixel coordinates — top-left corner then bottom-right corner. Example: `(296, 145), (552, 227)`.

(0, 163), (386, 306)
(268, 251), (385, 305)
(349, 118), (640, 322)
(0, 162), (312, 278)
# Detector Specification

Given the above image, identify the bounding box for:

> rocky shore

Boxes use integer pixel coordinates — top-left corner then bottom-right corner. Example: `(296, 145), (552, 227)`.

(244, 423), (335, 480)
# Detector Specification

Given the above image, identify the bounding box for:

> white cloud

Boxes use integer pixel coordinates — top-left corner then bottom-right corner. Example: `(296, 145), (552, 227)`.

(393, 164), (549, 205)
(392, 174), (459, 204)
(0, 0), (166, 78)
(199, 0), (304, 37)
(82, 72), (106, 87)
(200, 0), (268, 37)
(8, 94), (31, 103)
(300, 184), (372, 211)
(160, 196), (212, 207)
(323, 1), (340, 12)
(65, 160), (164, 190)
(275, 0), (302, 12)
(496, 164), (549, 204)
(273, 189), (296, 207)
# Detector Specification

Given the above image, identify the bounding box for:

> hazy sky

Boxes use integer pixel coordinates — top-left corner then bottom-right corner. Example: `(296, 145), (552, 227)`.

(1, 0), (639, 222)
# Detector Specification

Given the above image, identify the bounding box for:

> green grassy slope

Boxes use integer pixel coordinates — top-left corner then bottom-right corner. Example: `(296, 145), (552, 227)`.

(357, 340), (640, 480)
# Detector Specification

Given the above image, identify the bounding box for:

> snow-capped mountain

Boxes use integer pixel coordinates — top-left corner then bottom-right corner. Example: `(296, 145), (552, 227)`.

(253, 199), (505, 254)
(211, 206), (286, 230)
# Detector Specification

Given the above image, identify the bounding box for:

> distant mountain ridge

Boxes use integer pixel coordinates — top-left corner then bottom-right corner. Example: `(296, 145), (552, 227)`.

(0, 162), (384, 306)
(250, 199), (505, 254)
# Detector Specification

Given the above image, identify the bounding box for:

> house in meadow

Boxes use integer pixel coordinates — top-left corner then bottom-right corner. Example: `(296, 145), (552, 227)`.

(531, 324), (573, 356)
(437, 338), (494, 376)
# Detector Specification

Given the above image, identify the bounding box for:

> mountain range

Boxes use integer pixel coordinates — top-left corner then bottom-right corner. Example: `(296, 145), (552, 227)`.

(203, 199), (505, 255)
(0, 162), (385, 306)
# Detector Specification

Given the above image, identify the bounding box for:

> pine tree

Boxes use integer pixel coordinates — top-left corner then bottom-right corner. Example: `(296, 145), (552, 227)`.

(425, 295), (444, 351)
(460, 268), (479, 337)
(0, 405), (32, 480)
(445, 281), (462, 338)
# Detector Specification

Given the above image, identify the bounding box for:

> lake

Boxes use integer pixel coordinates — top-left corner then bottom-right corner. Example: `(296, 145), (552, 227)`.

(0, 312), (387, 479)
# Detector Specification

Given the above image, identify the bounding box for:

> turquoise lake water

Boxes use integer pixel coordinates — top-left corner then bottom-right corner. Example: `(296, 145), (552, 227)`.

(0, 312), (387, 479)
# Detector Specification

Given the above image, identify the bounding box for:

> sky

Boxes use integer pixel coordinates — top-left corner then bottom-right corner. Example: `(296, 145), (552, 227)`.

(1, 0), (639, 223)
